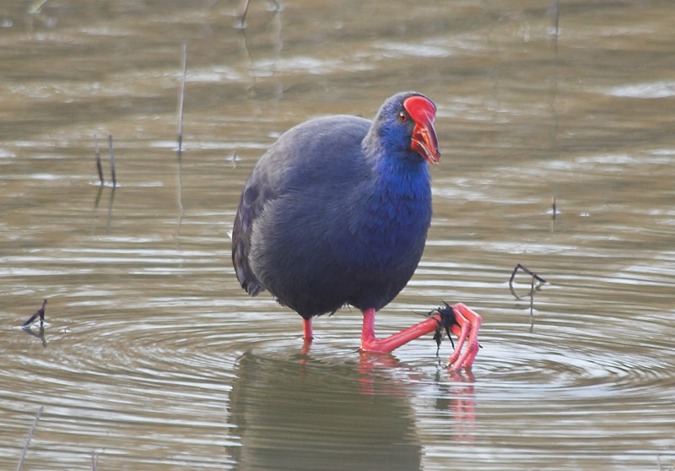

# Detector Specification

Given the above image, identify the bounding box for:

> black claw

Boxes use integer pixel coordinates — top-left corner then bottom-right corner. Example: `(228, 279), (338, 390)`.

(431, 302), (456, 352)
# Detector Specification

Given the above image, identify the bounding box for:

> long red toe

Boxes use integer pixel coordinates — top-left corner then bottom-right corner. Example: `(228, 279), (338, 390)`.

(447, 303), (482, 371)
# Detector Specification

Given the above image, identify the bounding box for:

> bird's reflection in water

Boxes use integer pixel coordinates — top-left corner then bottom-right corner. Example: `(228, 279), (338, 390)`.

(227, 349), (477, 470)
(227, 350), (422, 471)
(435, 369), (476, 441)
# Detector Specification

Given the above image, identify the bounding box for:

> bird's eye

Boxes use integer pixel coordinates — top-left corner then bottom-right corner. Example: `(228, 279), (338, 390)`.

(398, 111), (408, 123)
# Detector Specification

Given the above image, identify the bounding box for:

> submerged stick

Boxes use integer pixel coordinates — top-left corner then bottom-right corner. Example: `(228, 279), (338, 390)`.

(236, 0), (252, 29)
(509, 264), (548, 299)
(94, 135), (105, 186)
(509, 264), (548, 331)
(177, 41), (187, 152)
(16, 405), (43, 471)
(529, 274), (535, 330)
(550, 0), (560, 36)
(21, 299), (47, 328)
(107, 134), (117, 188)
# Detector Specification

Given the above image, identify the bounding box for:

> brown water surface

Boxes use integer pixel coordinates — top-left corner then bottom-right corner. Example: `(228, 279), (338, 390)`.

(1, 1), (674, 470)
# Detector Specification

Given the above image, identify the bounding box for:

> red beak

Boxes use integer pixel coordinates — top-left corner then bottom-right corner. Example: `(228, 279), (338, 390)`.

(404, 96), (441, 165)
(411, 119), (440, 165)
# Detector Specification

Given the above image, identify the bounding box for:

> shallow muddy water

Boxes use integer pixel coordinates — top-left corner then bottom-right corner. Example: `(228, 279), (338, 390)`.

(1, 1), (674, 470)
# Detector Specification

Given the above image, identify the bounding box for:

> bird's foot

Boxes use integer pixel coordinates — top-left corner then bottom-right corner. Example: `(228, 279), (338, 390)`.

(358, 304), (482, 370)
(434, 303), (482, 371)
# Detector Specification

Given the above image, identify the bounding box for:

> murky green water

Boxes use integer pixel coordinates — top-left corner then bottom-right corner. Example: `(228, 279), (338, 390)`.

(1, 1), (674, 470)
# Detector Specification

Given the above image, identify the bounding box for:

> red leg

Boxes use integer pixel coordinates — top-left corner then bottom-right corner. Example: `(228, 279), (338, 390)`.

(361, 307), (440, 353)
(302, 317), (313, 341)
(301, 318), (313, 356)
(359, 304), (482, 370)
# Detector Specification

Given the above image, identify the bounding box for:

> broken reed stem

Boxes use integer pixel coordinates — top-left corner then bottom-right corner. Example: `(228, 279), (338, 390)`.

(177, 41), (187, 152)
(509, 263), (547, 300)
(16, 405), (43, 471)
(509, 264), (547, 331)
(238, 0), (252, 28)
(529, 274), (535, 331)
(551, 0), (560, 35)
(107, 134), (117, 188)
(94, 135), (105, 186)
(509, 264), (548, 299)
(21, 299), (47, 328)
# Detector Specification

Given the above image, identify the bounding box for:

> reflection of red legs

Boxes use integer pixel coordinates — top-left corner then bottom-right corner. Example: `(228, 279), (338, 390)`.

(448, 369), (476, 441)
(356, 353), (476, 441)
(359, 303), (482, 371)
(357, 352), (409, 396)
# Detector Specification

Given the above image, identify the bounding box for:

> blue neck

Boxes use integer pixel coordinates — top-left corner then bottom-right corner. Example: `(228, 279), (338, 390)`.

(355, 147), (432, 261)
(368, 142), (432, 217)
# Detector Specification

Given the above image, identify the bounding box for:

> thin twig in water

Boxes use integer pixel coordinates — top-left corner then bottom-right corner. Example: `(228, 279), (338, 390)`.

(550, 0), (560, 36)
(227, 150), (241, 168)
(106, 183), (116, 234)
(509, 264), (547, 299)
(236, 0), (252, 29)
(91, 450), (99, 471)
(16, 405), (43, 471)
(177, 41), (187, 152)
(529, 274), (535, 330)
(94, 135), (105, 186)
(21, 299), (47, 328)
(107, 134), (117, 188)
(509, 264), (548, 330)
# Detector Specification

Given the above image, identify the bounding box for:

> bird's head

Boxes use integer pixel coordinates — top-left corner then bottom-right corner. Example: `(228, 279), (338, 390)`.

(371, 92), (440, 165)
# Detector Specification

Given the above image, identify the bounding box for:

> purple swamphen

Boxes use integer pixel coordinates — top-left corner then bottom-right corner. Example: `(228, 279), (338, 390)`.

(232, 92), (481, 369)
